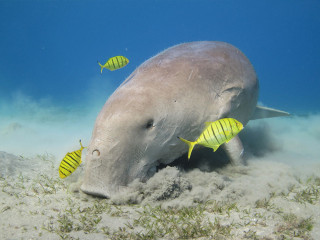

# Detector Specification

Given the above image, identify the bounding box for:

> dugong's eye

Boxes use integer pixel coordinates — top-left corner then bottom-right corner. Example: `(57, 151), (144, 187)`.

(145, 119), (154, 129)
(92, 149), (100, 156)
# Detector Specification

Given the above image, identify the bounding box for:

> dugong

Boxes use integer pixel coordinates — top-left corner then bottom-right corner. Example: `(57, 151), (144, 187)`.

(81, 41), (288, 198)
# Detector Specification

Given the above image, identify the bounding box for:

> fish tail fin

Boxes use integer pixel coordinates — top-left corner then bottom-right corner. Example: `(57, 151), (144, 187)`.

(97, 61), (103, 74)
(79, 139), (84, 149)
(178, 137), (196, 160)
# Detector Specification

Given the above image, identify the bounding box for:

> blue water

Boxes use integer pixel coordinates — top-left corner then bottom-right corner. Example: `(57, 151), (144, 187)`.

(0, 0), (320, 157)
(1, 0), (319, 114)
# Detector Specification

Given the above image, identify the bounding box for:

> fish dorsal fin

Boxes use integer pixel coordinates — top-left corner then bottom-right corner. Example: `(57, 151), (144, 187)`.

(204, 122), (213, 127)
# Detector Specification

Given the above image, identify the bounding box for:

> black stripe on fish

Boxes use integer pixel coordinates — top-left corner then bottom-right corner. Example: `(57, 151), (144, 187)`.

(234, 121), (240, 131)
(111, 58), (116, 69)
(71, 152), (81, 161)
(227, 119), (234, 136)
(211, 124), (220, 144)
(61, 161), (75, 171)
(214, 122), (224, 143)
(60, 165), (72, 174)
(74, 151), (81, 158)
(203, 130), (210, 144)
(219, 120), (228, 140)
(68, 153), (79, 162)
(66, 154), (79, 165)
(62, 159), (76, 169)
(59, 170), (67, 177)
(116, 56), (120, 67)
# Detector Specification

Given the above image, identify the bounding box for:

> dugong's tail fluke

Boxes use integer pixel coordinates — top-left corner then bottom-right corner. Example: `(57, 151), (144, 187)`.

(250, 105), (290, 120)
(178, 137), (196, 160)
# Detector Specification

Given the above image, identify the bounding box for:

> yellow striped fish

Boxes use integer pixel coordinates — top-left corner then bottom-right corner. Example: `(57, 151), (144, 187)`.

(98, 56), (129, 73)
(178, 118), (244, 160)
(59, 140), (85, 179)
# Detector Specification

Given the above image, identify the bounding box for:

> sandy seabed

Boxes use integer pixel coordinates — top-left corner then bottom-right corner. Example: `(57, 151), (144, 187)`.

(1, 115), (320, 240)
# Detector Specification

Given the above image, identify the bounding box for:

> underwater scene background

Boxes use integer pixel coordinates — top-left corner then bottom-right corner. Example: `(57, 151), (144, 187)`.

(0, 1), (320, 239)
(1, 0), (319, 156)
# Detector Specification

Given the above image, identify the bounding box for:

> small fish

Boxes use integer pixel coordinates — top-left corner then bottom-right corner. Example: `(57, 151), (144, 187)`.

(98, 56), (129, 73)
(59, 140), (85, 179)
(178, 118), (243, 160)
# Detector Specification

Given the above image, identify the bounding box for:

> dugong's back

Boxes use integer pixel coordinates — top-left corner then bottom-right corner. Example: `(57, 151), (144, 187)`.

(123, 41), (259, 126)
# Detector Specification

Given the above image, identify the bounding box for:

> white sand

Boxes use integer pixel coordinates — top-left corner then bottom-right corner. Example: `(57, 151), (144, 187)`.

(1, 115), (320, 239)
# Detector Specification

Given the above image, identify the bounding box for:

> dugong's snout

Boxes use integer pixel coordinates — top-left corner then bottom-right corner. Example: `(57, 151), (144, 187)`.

(80, 163), (124, 198)
(80, 142), (144, 198)
(81, 145), (158, 198)
(80, 182), (110, 198)
(80, 148), (110, 198)
(80, 145), (120, 198)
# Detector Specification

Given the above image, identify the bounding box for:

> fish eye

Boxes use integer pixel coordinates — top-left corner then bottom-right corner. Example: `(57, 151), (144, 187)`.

(92, 149), (100, 156)
(145, 119), (154, 129)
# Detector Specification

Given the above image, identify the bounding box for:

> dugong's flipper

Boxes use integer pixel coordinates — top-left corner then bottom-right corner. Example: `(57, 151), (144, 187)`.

(222, 135), (245, 165)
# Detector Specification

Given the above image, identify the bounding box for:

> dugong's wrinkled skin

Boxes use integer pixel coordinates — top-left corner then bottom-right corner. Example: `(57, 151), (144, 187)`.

(81, 41), (259, 198)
